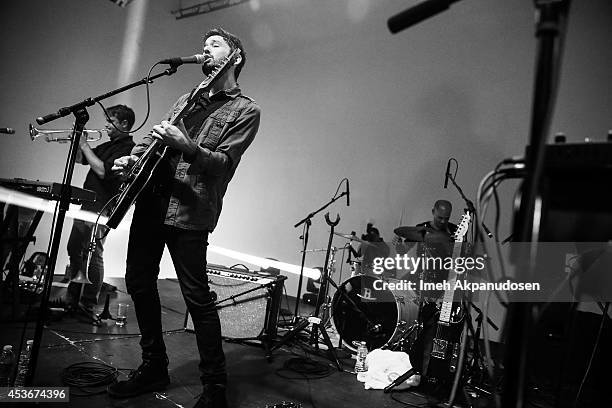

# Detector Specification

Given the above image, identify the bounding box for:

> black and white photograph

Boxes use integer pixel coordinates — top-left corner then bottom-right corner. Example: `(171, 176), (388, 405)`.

(1, 1), (610, 407)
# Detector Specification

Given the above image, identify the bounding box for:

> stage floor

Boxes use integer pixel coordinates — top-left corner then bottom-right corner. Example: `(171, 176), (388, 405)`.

(1, 276), (596, 408)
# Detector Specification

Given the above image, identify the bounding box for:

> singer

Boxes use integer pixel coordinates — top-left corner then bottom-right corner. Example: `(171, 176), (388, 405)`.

(109, 28), (260, 408)
(62, 105), (135, 322)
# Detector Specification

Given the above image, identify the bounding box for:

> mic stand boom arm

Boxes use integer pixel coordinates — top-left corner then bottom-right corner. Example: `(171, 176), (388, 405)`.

(26, 65), (181, 386)
(292, 190), (348, 318)
(36, 66), (179, 125)
(446, 171), (492, 239)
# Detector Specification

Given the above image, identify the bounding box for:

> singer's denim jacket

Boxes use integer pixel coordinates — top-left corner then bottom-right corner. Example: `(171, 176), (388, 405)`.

(132, 86), (260, 231)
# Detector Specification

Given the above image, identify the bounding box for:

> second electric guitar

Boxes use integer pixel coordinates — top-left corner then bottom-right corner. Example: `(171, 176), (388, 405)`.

(425, 212), (471, 388)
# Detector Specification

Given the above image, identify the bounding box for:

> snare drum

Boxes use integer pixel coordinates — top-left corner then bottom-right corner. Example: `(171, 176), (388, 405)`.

(331, 275), (419, 352)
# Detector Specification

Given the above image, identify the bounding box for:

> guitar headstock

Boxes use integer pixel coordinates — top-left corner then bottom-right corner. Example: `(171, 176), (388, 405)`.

(453, 212), (471, 243)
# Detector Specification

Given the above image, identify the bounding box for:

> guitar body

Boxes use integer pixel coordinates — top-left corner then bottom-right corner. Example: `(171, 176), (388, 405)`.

(425, 306), (464, 388)
(106, 141), (167, 229)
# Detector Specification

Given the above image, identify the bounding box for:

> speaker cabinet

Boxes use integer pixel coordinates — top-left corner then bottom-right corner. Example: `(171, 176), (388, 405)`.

(185, 264), (284, 342)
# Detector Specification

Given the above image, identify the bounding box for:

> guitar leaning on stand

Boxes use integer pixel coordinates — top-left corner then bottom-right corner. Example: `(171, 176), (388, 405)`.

(105, 49), (240, 229)
(425, 212), (471, 392)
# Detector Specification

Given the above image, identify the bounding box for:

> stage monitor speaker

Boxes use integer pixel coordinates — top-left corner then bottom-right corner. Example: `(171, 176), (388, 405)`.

(185, 264), (284, 341)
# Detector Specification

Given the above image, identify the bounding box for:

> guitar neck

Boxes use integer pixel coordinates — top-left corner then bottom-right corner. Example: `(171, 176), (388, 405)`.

(438, 214), (471, 324)
(167, 49), (239, 125)
(439, 241), (463, 323)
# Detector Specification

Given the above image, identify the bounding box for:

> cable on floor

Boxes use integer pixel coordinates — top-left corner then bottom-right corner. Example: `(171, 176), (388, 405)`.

(61, 361), (121, 396)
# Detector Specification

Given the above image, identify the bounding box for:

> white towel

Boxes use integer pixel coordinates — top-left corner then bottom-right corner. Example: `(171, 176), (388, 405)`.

(356, 348), (414, 390)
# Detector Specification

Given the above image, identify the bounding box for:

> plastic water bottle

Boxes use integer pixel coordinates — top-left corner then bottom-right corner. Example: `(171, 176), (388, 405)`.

(354, 341), (368, 373)
(13, 340), (33, 387)
(0, 345), (15, 387)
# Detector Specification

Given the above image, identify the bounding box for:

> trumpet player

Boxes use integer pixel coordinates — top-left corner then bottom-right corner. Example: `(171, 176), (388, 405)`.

(63, 104), (135, 322)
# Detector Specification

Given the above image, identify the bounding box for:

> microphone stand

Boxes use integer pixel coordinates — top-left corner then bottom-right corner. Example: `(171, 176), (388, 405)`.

(272, 213), (343, 371)
(26, 64), (181, 386)
(446, 170), (493, 242)
(445, 171), (477, 217)
(505, 2), (570, 407)
(292, 191), (348, 318)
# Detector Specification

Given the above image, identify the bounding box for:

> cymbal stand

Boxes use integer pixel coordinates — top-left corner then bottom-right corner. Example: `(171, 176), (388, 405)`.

(388, 240), (429, 353)
(318, 245), (337, 326)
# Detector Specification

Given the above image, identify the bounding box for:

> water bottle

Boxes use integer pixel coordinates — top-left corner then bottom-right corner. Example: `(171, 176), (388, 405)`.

(0, 345), (15, 387)
(354, 341), (368, 373)
(13, 340), (33, 387)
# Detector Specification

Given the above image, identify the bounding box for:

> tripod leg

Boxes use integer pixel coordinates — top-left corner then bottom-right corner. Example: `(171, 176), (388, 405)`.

(270, 317), (310, 351)
(312, 317), (342, 371)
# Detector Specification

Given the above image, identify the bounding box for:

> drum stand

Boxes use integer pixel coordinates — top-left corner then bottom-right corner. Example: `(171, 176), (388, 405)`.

(388, 240), (431, 353)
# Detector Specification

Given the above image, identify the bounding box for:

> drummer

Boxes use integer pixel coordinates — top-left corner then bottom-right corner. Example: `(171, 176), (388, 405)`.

(395, 200), (457, 245)
(392, 199), (457, 387)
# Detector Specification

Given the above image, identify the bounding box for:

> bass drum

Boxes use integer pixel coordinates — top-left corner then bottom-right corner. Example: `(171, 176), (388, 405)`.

(331, 275), (419, 352)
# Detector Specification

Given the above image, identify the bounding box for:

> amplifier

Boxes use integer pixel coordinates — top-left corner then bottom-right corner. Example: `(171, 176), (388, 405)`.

(185, 264), (285, 342)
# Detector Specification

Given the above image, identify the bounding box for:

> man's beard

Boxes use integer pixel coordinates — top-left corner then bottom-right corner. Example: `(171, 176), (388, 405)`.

(201, 60), (219, 76)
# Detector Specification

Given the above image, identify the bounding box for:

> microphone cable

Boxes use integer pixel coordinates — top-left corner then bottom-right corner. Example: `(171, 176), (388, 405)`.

(61, 361), (120, 396)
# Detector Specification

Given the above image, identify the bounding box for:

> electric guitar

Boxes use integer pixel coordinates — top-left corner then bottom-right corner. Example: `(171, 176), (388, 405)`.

(425, 212), (471, 387)
(105, 49), (240, 229)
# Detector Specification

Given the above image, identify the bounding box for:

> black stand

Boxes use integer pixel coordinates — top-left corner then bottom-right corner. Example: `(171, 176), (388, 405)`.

(445, 165), (491, 239)
(97, 293), (114, 320)
(292, 189), (348, 319)
(504, 2), (570, 407)
(272, 213), (342, 371)
(26, 65), (182, 385)
(0, 206), (43, 320)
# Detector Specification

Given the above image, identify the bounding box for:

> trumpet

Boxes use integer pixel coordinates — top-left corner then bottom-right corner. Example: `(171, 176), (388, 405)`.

(29, 124), (107, 143)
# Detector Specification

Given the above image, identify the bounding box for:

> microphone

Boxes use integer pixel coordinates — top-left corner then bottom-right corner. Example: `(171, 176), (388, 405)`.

(346, 179), (350, 207)
(159, 54), (207, 65)
(444, 159), (451, 189)
(0, 128), (15, 134)
(383, 368), (417, 393)
(388, 0), (459, 34)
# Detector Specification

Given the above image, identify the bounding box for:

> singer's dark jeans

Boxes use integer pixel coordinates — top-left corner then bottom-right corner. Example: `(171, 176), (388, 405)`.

(125, 198), (226, 385)
(66, 220), (107, 309)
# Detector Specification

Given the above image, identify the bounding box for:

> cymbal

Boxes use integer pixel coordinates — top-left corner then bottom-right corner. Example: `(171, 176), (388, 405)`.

(393, 226), (434, 242)
(333, 231), (373, 246)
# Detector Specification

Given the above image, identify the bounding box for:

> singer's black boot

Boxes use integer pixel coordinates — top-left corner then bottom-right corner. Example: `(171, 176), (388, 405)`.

(107, 358), (170, 398)
(192, 384), (227, 408)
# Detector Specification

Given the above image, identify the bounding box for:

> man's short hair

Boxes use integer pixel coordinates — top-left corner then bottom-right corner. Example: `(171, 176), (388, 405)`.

(203, 27), (246, 80)
(434, 200), (452, 212)
(106, 104), (135, 130)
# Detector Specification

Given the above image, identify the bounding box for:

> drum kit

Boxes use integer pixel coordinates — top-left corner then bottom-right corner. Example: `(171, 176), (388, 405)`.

(321, 226), (441, 354)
